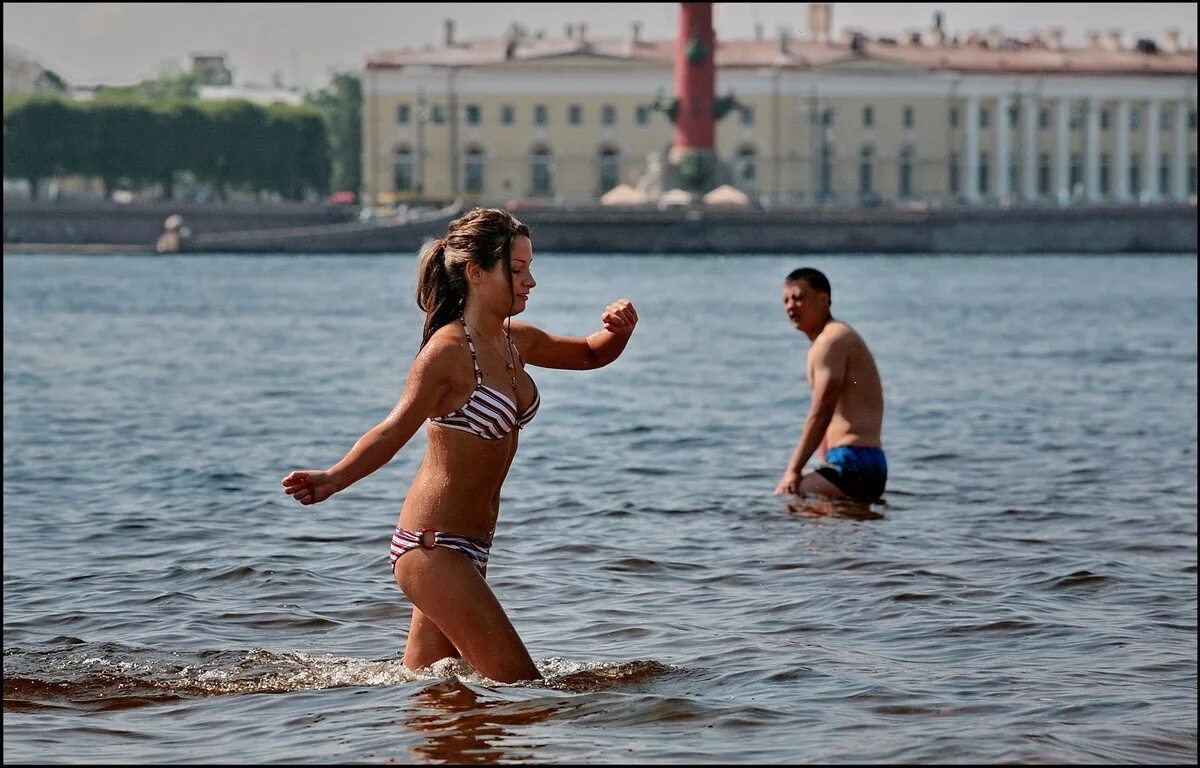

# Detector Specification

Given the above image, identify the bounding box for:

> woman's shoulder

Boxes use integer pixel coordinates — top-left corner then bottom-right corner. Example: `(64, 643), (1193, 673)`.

(505, 319), (546, 340)
(505, 320), (546, 352)
(414, 324), (471, 371)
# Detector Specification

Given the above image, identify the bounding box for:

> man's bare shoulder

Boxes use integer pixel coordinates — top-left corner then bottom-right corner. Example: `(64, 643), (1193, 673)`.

(812, 321), (854, 350)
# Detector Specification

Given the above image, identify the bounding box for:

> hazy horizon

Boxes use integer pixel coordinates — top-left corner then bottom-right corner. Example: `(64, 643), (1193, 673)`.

(5, 2), (1197, 92)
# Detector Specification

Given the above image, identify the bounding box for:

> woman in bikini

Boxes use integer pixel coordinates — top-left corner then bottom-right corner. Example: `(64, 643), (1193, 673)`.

(281, 207), (638, 683)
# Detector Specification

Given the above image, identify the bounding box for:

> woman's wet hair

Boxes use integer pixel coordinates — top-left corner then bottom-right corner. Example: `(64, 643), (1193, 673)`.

(416, 207), (530, 348)
(785, 267), (832, 299)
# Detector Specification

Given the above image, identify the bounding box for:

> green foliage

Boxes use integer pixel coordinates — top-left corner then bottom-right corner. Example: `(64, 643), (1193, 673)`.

(3, 94), (329, 200)
(3, 94), (76, 198)
(304, 72), (360, 193)
(92, 72), (200, 103)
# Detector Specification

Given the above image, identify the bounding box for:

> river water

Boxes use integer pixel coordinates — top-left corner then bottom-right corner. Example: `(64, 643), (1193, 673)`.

(3, 252), (1196, 763)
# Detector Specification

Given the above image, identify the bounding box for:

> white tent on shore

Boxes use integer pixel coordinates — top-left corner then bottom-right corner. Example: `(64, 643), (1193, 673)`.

(657, 188), (696, 207)
(599, 184), (650, 206)
(702, 184), (752, 206)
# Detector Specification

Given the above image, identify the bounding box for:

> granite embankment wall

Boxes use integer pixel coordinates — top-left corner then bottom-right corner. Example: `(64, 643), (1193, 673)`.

(3, 200), (355, 250)
(3, 199), (1195, 254)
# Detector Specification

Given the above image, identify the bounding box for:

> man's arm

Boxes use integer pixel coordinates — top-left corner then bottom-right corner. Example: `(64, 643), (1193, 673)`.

(775, 338), (846, 494)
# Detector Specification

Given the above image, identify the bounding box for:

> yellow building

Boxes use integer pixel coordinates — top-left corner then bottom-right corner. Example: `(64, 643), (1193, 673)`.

(362, 14), (1197, 208)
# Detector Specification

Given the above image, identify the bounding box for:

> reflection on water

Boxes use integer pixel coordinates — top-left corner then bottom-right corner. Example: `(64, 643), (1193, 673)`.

(785, 495), (887, 521)
(399, 680), (550, 765)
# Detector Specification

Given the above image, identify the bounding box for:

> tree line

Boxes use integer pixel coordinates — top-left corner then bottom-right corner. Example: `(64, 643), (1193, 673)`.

(3, 93), (333, 201)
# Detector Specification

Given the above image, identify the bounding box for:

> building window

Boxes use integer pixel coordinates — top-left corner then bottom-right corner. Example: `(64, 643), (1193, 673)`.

(530, 145), (552, 194)
(501, 105), (515, 126)
(1159, 153), (1170, 195)
(979, 151), (990, 196)
(1159, 110), (1171, 132)
(534, 104), (548, 126)
(568, 104), (582, 125)
(898, 147), (914, 198)
(980, 107), (990, 129)
(1008, 156), (1019, 197)
(396, 104), (410, 125)
(822, 107), (836, 127)
(1038, 108), (1050, 129)
(903, 106), (915, 129)
(635, 105), (650, 126)
(1189, 110), (1197, 130)
(735, 145), (757, 190)
(598, 146), (620, 193)
(949, 107), (959, 128)
(858, 146), (874, 196)
(602, 105), (617, 126)
(1069, 106), (1082, 131)
(948, 152), (960, 194)
(464, 146), (485, 194)
(430, 105), (445, 125)
(465, 104), (481, 126)
(1038, 153), (1051, 196)
(1130, 153), (1142, 198)
(740, 106), (755, 126)
(819, 144), (834, 199)
(863, 106), (874, 128)
(1008, 104), (1019, 130)
(394, 146), (414, 191)
(1099, 108), (1109, 131)
(1099, 153), (1110, 196)
(1131, 108), (1142, 131)
(1189, 154), (1196, 194)
(1069, 152), (1082, 195)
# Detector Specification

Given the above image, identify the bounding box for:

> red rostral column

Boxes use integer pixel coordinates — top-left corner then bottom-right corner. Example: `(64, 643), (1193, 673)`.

(673, 2), (716, 151)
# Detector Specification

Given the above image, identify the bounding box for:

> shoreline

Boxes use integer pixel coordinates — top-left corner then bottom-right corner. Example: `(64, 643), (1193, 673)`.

(4, 200), (1196, 254)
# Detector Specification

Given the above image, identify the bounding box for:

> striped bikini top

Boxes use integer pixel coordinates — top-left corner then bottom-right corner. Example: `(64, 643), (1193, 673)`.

(429, 321), (540, 440)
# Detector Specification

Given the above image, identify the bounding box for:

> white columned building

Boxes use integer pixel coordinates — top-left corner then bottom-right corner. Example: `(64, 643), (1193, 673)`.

(1143, 100), (1161, 202)
(1173, 98), (1189, 200)
(362, 28), (1196, 207)
(995, 94), (1010, 203)
(965, 95), (981, 202)
(1022, 94), (1038, 202)
(1115, 100), (1131, 201)
(1084, 97), (1102, 201)
(1055, 98), (1071, 205)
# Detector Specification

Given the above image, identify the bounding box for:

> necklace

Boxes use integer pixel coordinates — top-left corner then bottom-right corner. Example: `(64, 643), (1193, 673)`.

(465, 322), (519, 397)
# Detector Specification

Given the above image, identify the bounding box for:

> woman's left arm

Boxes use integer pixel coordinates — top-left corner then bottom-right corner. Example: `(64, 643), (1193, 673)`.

(511, 299), (638, 370)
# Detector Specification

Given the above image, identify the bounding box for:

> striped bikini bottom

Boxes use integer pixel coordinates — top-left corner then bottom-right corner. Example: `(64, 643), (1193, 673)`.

(389, 526), (491, 575)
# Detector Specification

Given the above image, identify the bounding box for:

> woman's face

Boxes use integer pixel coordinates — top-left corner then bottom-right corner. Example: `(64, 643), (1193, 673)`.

(478, 234), (536, 316)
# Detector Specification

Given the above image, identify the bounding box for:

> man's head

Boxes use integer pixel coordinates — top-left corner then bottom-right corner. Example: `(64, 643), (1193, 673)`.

(782, 267), (832, 337)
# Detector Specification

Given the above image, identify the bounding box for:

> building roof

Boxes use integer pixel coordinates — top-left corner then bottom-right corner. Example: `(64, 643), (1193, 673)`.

(366, 34), (1197, 76)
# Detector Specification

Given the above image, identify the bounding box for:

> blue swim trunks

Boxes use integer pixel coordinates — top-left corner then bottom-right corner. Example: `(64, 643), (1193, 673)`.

(814, 446), (887, 502)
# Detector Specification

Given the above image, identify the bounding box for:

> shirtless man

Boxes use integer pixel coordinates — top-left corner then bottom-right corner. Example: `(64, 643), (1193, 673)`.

(774, 267), (887, 503)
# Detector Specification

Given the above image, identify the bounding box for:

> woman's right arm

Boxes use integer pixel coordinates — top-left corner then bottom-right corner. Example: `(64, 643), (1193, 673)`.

(282, 339), (457, 506)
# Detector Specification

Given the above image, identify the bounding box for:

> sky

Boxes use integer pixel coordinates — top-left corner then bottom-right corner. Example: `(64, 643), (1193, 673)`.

(5, 2), (1197, 91)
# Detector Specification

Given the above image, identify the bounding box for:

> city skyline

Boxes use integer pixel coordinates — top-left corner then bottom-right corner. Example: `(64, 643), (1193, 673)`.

(4, 2), (1198, 92)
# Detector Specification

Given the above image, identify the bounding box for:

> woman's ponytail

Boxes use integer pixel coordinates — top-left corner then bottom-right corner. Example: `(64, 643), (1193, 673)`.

(416, 238), (466, 348)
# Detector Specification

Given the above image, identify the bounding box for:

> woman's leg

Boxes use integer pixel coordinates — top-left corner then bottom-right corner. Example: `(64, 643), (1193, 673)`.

(394, 548), (541, 684)
(394, 557), (462, 668)
(403, 607), (462, 669)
